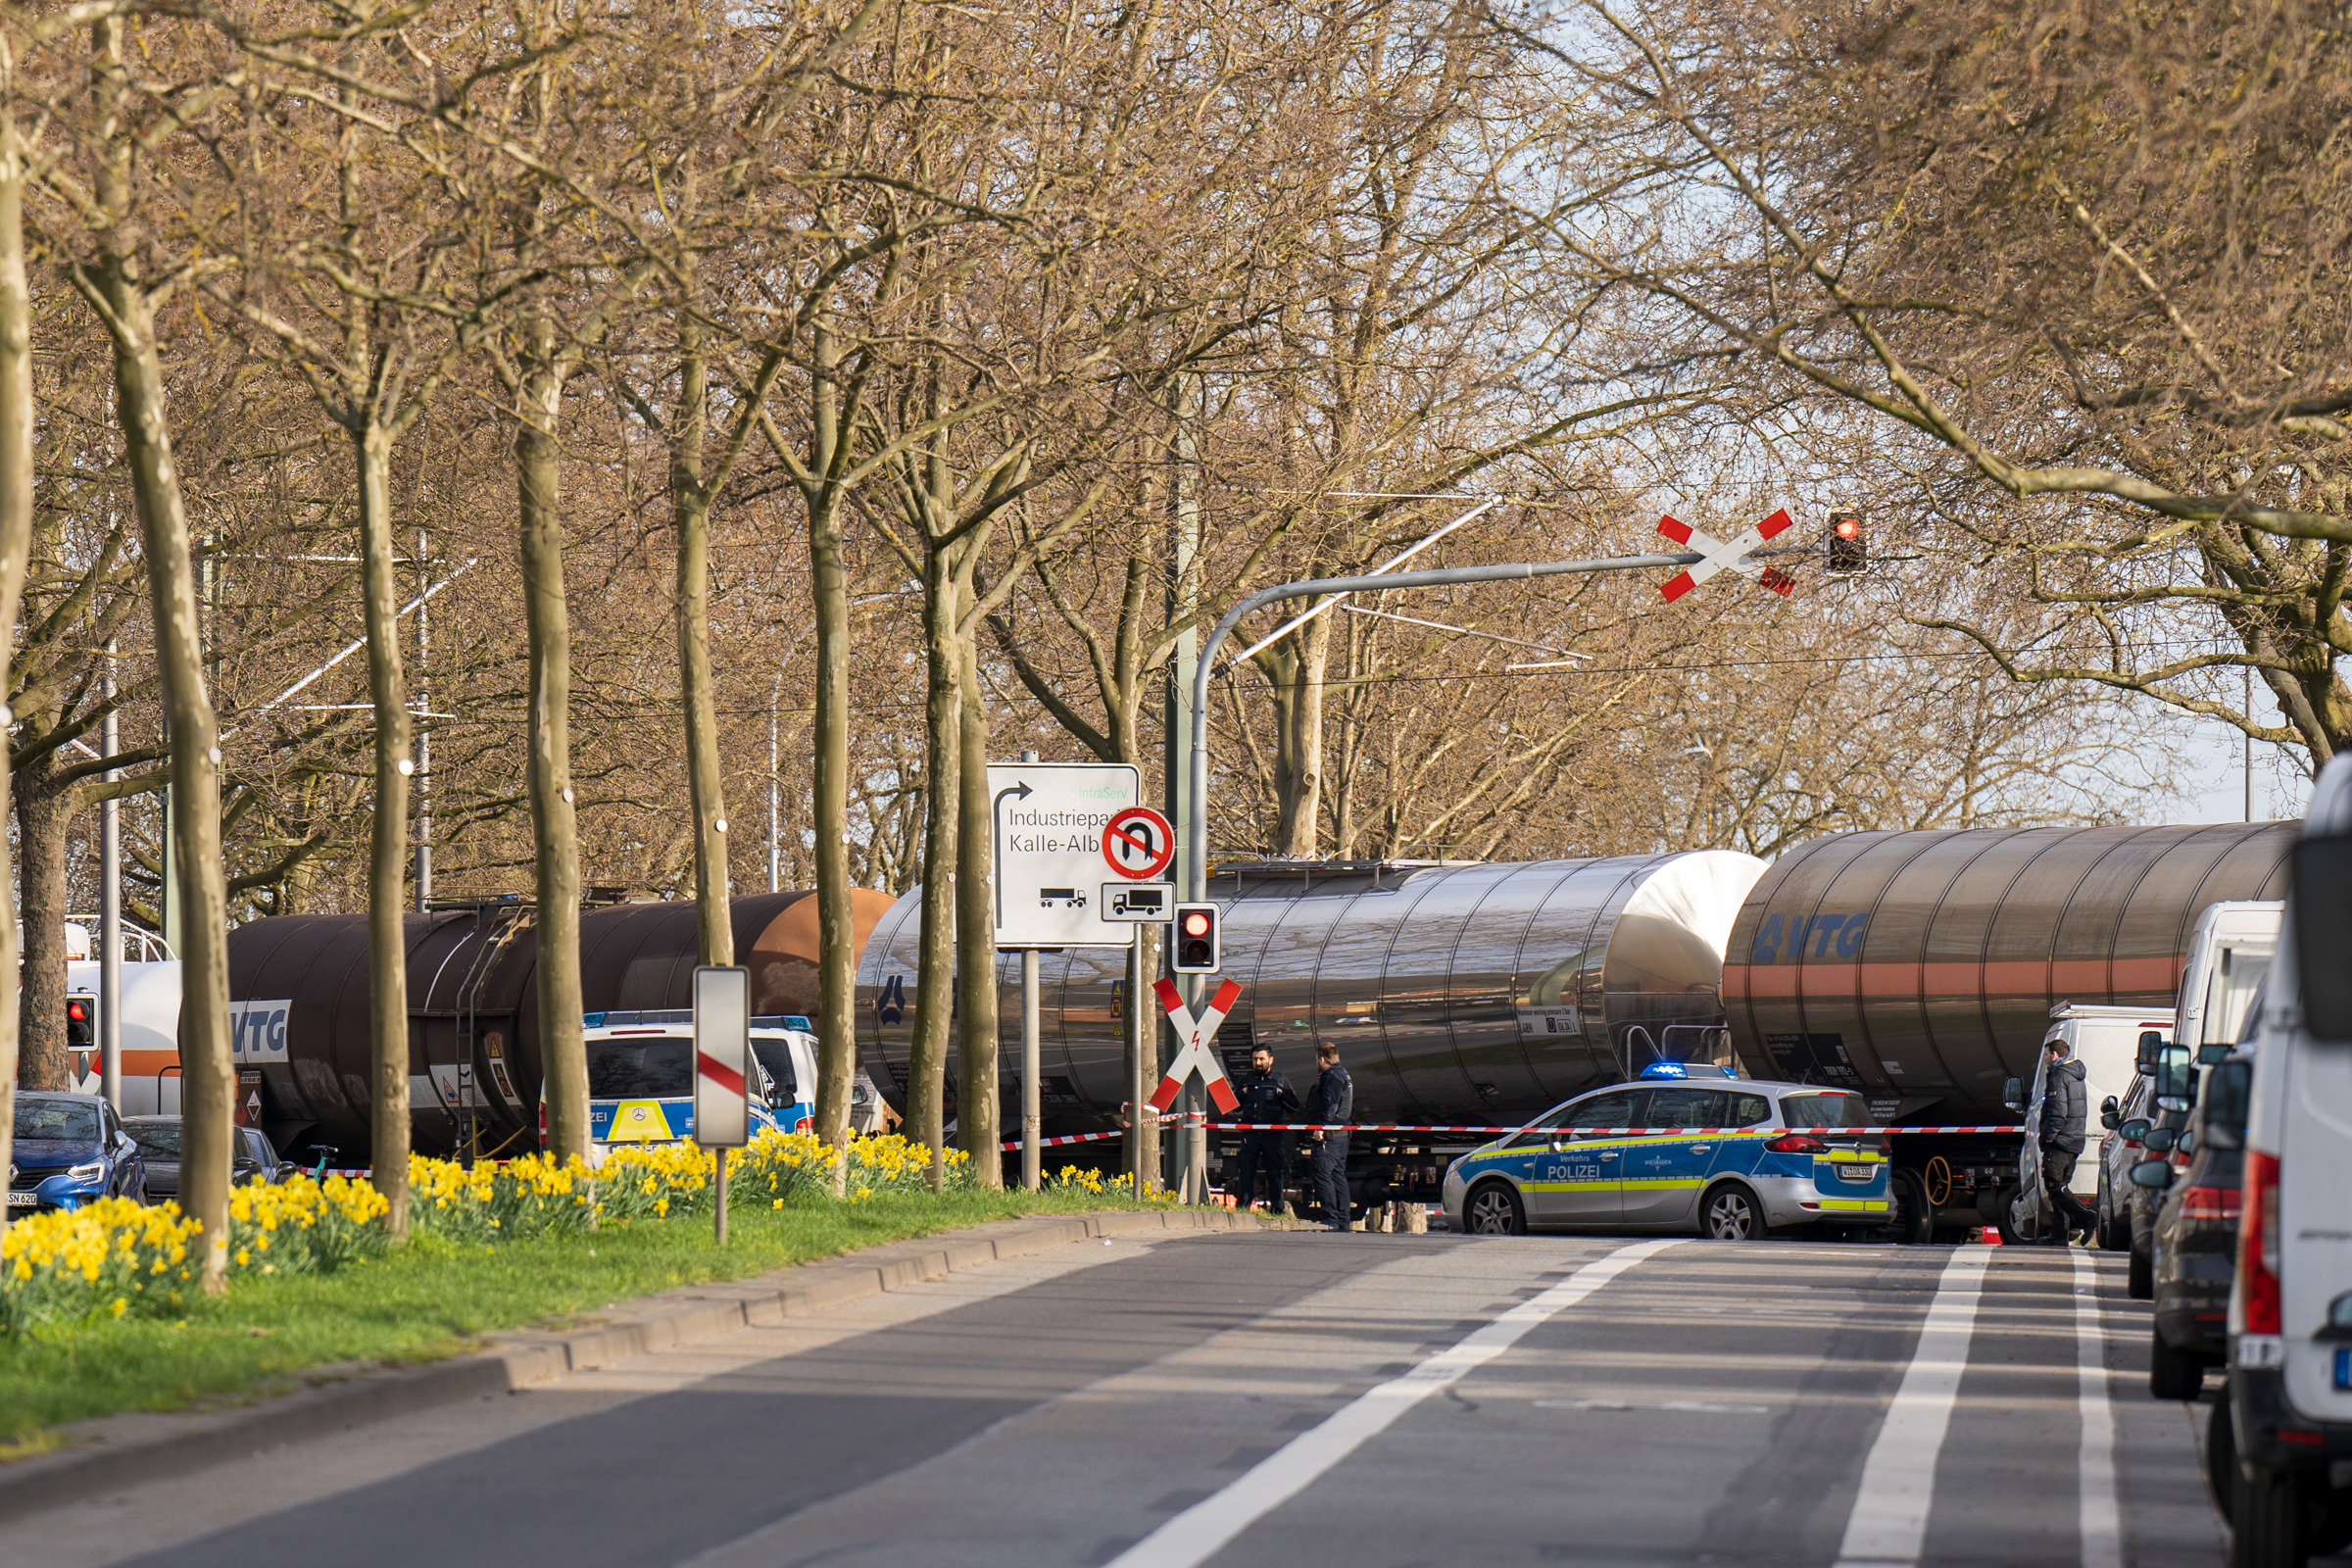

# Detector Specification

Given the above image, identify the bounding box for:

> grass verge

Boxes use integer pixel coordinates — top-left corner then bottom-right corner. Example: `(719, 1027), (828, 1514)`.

(0, 1188), (1144, 1448)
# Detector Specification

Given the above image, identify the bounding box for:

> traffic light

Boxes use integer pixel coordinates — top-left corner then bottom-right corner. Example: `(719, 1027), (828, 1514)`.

(66, 997), (93, 1048)
(1171, 904), (1221, 972)
(1827, 514), (1868, 573)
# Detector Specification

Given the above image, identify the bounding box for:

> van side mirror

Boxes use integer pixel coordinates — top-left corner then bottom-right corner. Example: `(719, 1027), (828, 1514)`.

(2154, 1045), (2195, 1112)
(2176, 1129), (2196, 1157)
(2119, 1117), (2151, 1143)
(2196, 1043), (2232, 1065)
(2099, 1095), (2121, 1130)
(2130, 1158), (2175, 1190)
(2293, 835), (2352, 1042)
(2001, 1076), (2024, 1112)
(2144, 1126), (2178, 1153)
(2136, 1030), (2168, 1072)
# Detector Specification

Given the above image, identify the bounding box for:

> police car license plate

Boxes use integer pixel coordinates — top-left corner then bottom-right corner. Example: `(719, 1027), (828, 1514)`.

(2336, 1348), (2350, 1391)
(1836, 1164), (1874, 1183)
(6, 1192), (36, 1208)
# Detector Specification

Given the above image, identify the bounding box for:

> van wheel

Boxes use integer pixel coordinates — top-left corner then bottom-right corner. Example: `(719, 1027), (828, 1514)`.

(1700, 1182), (1765, 1241)
(1995, 1184), (2032, 1247)
(2128, 1244), (2154, 1299)
(1464, 1182), (1526, 1236)
(2230, 1461), (2311, 1568)
(2206, 1396), (2235, 1524)
(2148, 1325), (2204, 1399)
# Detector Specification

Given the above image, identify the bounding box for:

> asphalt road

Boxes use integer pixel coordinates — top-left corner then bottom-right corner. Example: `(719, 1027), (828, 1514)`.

(14, 1230), (2234, 1568)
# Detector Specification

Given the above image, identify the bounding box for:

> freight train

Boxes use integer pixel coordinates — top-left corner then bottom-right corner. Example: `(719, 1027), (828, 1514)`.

(199, 822), (2291, 1232)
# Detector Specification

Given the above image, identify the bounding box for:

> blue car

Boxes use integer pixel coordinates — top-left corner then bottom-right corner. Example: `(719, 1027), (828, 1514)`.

(9, 1092), (148, 1212)
(1442, 1065), (1888, 1240)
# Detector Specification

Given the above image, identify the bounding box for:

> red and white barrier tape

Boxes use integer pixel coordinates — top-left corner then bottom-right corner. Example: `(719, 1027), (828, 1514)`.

(999, 1121), (2021, 1151)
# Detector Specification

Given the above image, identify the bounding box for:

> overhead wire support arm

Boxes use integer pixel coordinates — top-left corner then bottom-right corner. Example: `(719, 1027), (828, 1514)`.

(1183, 550), (1703, 906)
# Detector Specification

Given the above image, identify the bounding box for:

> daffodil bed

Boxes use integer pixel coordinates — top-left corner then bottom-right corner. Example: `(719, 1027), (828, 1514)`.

(0, 1133), (1143, 1451)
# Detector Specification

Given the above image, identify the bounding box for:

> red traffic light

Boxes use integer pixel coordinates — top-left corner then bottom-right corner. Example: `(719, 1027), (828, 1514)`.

(1827, 514), (1868, 573)
(1835, 516), (1860, 539)
(1181, 910), (1211, 938)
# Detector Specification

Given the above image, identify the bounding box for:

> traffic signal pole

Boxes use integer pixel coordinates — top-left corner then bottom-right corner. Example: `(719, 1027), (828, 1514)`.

(1177, 549), (1703, 1201)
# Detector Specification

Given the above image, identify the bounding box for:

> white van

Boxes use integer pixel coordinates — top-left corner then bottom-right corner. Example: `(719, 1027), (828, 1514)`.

(2011, 1003), (2174, 1242)
(2226, 764), (2352, 1566)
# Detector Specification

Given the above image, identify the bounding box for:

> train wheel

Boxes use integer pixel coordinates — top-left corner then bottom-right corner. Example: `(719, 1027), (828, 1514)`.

(1464, 1181), (1525, 1236)
(1700, 1182), (1764, 1241)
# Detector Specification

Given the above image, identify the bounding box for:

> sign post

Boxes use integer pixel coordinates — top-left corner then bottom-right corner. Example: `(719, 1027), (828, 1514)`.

(986, 760), (1139, 1191)
(694, 965), (751, 1245)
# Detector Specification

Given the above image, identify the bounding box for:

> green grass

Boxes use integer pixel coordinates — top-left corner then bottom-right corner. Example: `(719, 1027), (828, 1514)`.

(0, 1188), (1147, 1448)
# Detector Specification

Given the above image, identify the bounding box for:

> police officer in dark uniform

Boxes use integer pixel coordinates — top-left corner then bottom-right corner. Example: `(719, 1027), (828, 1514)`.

(1305, 1043), (1353, 1231)
(1226, 1047), (1298, 1212)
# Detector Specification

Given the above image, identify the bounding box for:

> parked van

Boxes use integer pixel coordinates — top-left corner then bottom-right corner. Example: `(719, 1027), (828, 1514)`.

(2222, 758), (2352, 1567)
(2009, 1003), (2174, 1244)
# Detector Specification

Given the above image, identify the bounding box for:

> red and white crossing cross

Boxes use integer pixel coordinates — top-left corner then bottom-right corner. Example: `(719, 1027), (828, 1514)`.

(1149, 975), (1243, 1115)
(1655, 508), (1798, 602)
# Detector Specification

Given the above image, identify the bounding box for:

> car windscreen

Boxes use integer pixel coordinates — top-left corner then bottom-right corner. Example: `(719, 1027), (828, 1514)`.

(751, 1039), (798, 1100)
(127, 1121), (181, 1157)
(1780, 1091), (1869, 1129)
(15, 1098), (99, 1141)
(585, 1038), (694, 1099)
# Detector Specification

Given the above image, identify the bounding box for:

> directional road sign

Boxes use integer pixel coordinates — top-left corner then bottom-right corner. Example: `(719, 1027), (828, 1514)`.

(693, 965), (751, 1149)
(1655, 509), (1797, 601)
(1102, 805), (1176, 880)
(1150, 976), (1242, 1114)
(987, 761), (1140, 948)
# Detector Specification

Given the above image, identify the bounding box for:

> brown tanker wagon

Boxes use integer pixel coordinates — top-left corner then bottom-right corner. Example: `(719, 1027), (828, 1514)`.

(221, 889), (895, 1161)
(1722, 821), (2294, 1240)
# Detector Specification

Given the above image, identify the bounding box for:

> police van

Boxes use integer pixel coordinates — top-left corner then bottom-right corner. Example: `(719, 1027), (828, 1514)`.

(558, 1010), (818, 1157)
(1442, 1061), (1887, 1239)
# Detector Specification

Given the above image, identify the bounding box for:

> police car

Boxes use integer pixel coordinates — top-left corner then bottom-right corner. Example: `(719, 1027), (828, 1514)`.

(1441, 1063), (1888, 1239)
(555, 1010), (819, 1158)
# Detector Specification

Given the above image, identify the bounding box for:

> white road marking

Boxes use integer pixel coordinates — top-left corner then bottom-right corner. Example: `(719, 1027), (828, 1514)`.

(1537, 1398), (1775, 1414)
(2073, 1248), (2124, 1568)
(1832, 1245), (1992, 1568)
(1104, 1237), (1680, 1568)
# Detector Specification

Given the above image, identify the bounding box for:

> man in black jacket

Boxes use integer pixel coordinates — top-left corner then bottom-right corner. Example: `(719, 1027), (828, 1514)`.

(1306, 1043), (1353, 1231)
(1226, 1048), (1298, 1212)
(2038, 1040), (2098, 1245)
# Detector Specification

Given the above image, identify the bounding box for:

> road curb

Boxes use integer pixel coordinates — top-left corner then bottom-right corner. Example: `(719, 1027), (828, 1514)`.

(0, 1203), (1283, 1521)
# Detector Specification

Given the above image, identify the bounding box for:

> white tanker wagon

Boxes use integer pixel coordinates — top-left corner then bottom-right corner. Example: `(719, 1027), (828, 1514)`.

(856, 821), (2296, 1234)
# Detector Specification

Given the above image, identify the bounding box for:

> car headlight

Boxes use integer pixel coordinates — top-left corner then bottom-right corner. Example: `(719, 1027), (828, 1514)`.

(66, 1159), (105, 1182)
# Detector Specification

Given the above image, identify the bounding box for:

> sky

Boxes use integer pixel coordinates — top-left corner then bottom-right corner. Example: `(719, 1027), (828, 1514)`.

(2173, 709), (2312, 826)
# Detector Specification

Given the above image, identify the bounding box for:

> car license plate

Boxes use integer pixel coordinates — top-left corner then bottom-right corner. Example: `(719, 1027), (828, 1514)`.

(6, 1191), (36, 1208)
(2336, 1348), (2350, 1391)
(1837, 1164), (1875, 1183)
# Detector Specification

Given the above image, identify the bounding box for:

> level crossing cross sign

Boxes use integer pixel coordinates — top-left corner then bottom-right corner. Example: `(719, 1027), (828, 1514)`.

(1656, 509), (1797, 601)
(1150, 975), (1242, 1114)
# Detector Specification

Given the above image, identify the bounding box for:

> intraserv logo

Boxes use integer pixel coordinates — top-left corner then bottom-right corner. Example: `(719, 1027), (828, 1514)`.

(1748, 911), (1869, 964)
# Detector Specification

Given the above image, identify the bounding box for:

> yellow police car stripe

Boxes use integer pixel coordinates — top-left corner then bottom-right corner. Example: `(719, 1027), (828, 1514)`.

(1618, 1178), (1707, 1192)
(1818, 1150), (1884, 1164)
(1817, 1199), (1889, 1211)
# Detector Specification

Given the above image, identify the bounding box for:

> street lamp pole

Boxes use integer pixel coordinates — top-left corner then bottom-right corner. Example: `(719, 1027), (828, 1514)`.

(1176, 548), (1703, 1200)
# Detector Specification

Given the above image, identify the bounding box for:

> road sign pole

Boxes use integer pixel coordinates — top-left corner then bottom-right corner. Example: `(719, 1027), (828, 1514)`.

(715, 1146), (728, 1246)
(1022, 948), (1042, 1192)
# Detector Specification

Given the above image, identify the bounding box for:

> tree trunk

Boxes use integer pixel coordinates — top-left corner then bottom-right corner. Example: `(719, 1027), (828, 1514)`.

(955, 625), (1001, 1187)
(356, 426), (413, 1236)
(0, 142), (34, 1230)
(107, 277), (232, 1293)
(672, 305), (733, 969)
(1269, 613), (1333, 857)
(906, 543), (961, 1189)
(514, 338), (587, 1165)
(803, 324), (858, 1177)
(14, 759), (71, 1091)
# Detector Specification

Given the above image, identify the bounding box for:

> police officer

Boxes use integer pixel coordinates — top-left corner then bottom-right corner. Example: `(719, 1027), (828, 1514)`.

(1305, 1043), (1352, 1232)
(1227, 1047), (1298, 1212)
(2038, 1039), (2097, 1245)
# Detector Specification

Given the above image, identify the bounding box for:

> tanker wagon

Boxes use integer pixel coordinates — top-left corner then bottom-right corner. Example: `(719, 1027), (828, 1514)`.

(858, 822), (2295, 1230)
(1721, 821), (2293, 1241)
